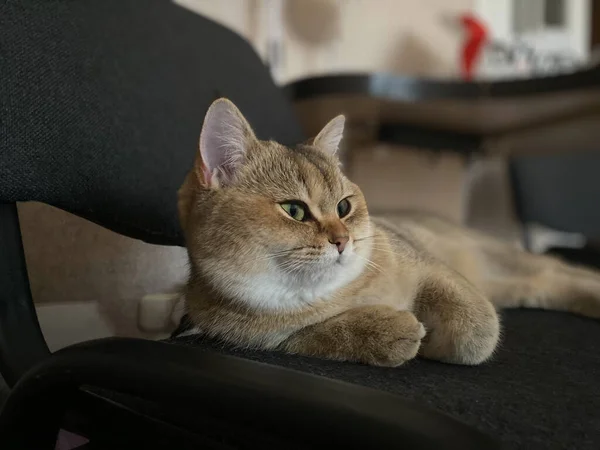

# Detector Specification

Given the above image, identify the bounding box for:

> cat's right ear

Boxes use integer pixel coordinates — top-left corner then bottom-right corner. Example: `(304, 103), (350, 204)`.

(196, 98), (256, 188)
(313, 115), (345, 156)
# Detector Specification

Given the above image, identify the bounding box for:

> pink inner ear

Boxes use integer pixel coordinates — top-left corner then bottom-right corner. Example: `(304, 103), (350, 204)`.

(201, 162), (213, 186)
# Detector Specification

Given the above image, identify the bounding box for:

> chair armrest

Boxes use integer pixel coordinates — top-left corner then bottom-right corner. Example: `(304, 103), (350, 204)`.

(0, 203), (50, 387)
(0, 337), (498, 449)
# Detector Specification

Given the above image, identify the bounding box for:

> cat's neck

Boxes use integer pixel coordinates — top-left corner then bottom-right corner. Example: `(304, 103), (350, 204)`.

(188, 250), (369, 313)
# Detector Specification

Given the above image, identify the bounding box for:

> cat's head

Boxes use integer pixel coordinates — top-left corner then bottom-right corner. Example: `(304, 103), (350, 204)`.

(179, 98), (372, 310)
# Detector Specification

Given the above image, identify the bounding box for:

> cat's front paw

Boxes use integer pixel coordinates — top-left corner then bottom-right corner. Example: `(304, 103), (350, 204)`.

(357, 306), (426, 367)
(280, 305), (425, 366)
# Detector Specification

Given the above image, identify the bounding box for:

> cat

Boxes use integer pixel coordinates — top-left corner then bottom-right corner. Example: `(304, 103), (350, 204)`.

(177, 98), (600, 367)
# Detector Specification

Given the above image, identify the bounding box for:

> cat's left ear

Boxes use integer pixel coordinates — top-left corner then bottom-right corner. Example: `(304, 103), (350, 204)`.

(313, 115), (345, 155)
(196, 98), (256, 188)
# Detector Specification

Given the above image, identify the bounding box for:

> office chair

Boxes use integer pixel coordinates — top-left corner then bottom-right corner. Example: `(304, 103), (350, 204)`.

(1, 1), (597, 448)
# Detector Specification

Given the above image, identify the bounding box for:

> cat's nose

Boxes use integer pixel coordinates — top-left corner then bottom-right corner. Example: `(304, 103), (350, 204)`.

(329, 236), (349, 254)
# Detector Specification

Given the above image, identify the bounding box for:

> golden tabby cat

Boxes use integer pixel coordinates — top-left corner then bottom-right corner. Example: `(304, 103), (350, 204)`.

(177, 98), (600, 367)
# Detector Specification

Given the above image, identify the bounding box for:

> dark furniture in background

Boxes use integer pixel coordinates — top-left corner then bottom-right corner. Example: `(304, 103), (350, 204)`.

(284, 69), (600, 157)
(1, 1), (599, 449)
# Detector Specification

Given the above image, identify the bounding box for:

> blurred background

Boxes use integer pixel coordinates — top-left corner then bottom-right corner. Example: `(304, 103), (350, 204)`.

(19, 0), (600, 349)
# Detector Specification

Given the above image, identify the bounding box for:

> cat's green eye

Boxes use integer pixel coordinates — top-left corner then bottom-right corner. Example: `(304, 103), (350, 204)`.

(281, 202), (307, 221)
(337, 198), (351, 218)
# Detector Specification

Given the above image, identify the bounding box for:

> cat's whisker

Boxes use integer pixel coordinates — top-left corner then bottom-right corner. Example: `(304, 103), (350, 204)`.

(354, 235), (377, 242)
(364, 261), (384, 275)
(257, 253), (290, 262)
(276, 259), (300, 269)
(365, 246), (413, 260)
(355, 235), (407, 245)
(258, 247), (314, 262)
(368, 243), (406, 250)
(369, 246), (410, 255)
(373, 235), (408, 243)
(353, 253), (384, 275)
(276, 258), (309, 275)
(369, 242), (412, 249)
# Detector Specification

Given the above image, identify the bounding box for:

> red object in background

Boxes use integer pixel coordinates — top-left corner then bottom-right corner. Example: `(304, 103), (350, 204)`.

(460, 14), (488, 80)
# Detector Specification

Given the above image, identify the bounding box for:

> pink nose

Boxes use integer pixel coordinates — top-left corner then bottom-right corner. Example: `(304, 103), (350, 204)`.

(329, 236), (349, 254)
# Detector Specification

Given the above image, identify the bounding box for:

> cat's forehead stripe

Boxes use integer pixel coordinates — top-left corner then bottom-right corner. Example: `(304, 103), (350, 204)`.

(293, 146), (339, 197)
(281, 148), (314, 198)
(283, 149), (311, 196)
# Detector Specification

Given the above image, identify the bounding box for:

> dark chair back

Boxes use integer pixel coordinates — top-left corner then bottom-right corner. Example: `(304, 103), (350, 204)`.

(0, 0), (304, 246)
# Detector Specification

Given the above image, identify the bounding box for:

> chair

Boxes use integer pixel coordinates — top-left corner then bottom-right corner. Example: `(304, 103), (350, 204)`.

(1, 1), (598, 449)
(510, 151), (600, 263)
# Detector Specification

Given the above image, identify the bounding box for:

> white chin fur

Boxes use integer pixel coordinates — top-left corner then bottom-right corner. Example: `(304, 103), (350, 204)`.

(211, 243), (368, 311)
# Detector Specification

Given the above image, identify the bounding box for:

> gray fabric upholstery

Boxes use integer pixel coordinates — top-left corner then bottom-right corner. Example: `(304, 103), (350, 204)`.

(174, 310), (600, 450)
(0, 0), (304, 245)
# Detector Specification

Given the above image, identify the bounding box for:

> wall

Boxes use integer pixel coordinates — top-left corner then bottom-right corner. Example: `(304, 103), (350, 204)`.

(175, 0), (474, 83)
(475, 0), (591, 58)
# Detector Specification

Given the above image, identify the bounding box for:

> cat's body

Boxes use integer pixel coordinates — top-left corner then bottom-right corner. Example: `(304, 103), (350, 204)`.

(178, 98), (600, 367)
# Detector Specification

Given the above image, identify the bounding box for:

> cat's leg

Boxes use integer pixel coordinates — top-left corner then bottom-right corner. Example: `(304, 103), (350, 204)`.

(414, 268), (500, 365)
(481, 248), (600, 319)
(279, 305), (426, 367)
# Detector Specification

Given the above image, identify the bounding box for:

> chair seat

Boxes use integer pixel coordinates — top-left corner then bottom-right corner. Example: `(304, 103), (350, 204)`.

(172, 309), (600, 449)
